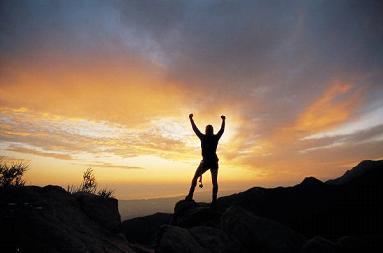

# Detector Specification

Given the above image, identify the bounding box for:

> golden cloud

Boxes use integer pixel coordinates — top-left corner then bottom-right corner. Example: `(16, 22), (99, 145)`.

(295, 82), (363, 133)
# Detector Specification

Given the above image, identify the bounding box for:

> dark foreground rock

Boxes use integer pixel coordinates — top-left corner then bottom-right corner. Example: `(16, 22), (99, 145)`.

(73, 191), (121, 232)
(153, 160), (383, 253)
(302, 236), (338, 253)
(7, 160), (378, 252)
(337, 235), (383, 253)
(172, 200), (221, 228)
(121, 212), (172, 246)
(217, 159), (383, 238)
(0, 185), (135, 253)
(157, 203), (305, 253)
(221, 206), (305, 253)
(189, 226), (243, 253)
(156, 225), (210, 253)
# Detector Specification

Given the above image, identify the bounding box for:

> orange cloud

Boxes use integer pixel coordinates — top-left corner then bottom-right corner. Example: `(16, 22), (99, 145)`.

(295, 82), (362, 133)
(266, 82), (363, 146)
(229, 81), (370, 184)
(0, 54), (191, 127)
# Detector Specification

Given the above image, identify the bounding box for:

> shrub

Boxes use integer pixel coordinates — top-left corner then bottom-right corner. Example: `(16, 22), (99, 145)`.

(0, 161), (29, 188)
(97, 188), (114, 198)
(79, 168), (98, 194)
(67, 168), (114, 198)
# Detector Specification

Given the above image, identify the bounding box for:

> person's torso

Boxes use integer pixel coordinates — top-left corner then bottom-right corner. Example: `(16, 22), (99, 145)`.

(200, 135), (219, 161)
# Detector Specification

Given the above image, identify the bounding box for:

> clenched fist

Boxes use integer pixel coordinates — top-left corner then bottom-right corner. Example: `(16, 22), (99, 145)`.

(189, 113), (193, 119)
(221, 115), (226, 120)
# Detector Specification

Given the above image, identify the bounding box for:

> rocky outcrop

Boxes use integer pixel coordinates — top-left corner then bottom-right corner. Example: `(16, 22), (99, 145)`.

(154, 160), (383, 253)
(156, 223), (244, 253)
(0, 185), (135, 253)
(3, 160), (381, 253)
(172, 200), (221, 228)
(157, 201), (305, 253)
(74, 191), (121, 232)
(156, 225), (210, 253)
(121, 212), (172, 246)
(222, 206), (305, 253)
(189, 226), (243, 253)
(217, 160), (383, 237)
(326, 160), (383, 186)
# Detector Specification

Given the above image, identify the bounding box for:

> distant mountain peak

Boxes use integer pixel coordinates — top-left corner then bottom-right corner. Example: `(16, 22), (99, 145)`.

(326, 159), (383, 186)
(300, 176), (323, 187)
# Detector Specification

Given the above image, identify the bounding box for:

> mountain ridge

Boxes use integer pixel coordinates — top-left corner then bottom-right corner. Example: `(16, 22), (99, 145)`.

(1, 159), (382, 252)
(123, 159), (383, 252)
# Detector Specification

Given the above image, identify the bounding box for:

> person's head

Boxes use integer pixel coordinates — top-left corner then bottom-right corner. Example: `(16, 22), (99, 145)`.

(205, 125), (214, 136)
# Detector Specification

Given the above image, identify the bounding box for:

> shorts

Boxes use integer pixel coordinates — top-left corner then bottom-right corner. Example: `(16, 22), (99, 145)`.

(196, 159), (218, 176)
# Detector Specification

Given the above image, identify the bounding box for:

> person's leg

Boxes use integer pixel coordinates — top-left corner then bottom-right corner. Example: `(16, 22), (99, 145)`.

(186, 161), (208, 200)
(210, 164), (219, 203)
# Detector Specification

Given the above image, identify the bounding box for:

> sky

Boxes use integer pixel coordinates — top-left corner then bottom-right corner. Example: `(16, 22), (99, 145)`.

(1, 0), (383, 199)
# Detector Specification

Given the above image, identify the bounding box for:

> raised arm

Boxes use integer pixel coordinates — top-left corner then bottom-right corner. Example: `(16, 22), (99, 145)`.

(189, 114), (203, 138)
(216, 115), (226, 139)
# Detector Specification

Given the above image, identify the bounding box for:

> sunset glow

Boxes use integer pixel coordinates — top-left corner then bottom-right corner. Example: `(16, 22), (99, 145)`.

(1, 0), (382, 199)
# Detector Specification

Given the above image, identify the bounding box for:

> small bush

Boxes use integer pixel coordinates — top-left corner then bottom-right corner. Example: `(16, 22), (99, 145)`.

(67, 168), (114, 198)
(79, 168), (98, 194)
(0, 161), (29, 188)
(97, 188), (114, 198)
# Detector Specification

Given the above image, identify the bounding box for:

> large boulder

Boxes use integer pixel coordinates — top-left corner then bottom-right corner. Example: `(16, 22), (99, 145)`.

(156, 225), (209, 253)
(189, 226), (243, 253)
(121, 212), (172, 246)
(0, 185), (135, 253)
(172, 200), (221, 228)
(73, 191), (121, 232)
(221, 206), (306, 253)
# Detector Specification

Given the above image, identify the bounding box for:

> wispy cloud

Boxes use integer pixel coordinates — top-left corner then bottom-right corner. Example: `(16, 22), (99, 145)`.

(7, 145), (72, 160)
(72, 162), (144, 170)
(295, 82), (363, 133)
(0, 107), (227, 166)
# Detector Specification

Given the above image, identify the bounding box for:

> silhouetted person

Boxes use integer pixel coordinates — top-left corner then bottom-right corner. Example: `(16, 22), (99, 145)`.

(185, 113), (225, 204)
